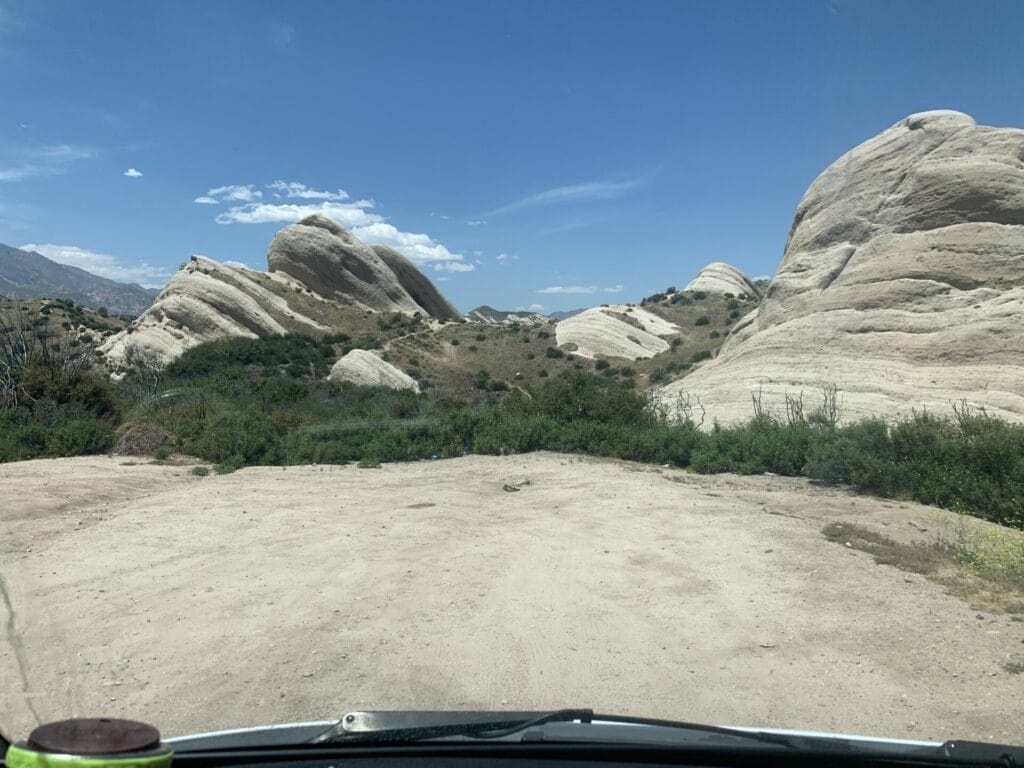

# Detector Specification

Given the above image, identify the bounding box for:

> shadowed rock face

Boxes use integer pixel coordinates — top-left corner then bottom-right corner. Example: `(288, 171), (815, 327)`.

(267, 214), (455, 317)
(661, 110), (1024, 425)
(371, 245), (460, 321)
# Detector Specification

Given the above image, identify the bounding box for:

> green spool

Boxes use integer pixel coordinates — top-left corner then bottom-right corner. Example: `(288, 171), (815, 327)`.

(5, 719), (173, 768)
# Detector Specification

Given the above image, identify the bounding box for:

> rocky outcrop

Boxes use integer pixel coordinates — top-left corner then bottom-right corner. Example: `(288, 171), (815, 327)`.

(267, 215), (457, 318)
(328, 349), (420, 391)
(100, 256), (328, 367)
(555, 305), (678, 359)
(101, 215), (458, 369)
(684, 262), (760, 298)
(660, 110), (1024, 425)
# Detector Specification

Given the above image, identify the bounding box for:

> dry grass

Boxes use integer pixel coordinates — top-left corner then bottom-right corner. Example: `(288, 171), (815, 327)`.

(823, 521), (1024, 615)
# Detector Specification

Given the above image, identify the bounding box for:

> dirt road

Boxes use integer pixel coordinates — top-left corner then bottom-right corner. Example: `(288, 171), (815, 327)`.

(2, 454), (1022, 742)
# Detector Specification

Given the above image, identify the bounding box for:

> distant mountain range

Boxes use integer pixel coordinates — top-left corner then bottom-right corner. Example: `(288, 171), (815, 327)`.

(0, 242), (159, 316)
(465, 305), (549, 326)
(546, 308), (586, 321)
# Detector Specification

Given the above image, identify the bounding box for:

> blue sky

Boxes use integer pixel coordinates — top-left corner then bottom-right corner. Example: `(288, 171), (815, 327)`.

(1, 0), (1023, 312)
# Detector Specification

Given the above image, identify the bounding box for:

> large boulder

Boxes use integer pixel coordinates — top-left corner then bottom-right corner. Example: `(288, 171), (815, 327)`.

(660, 110), (1024, 425)
(328, 349), (419, 391)
(684, 262), (760, 298)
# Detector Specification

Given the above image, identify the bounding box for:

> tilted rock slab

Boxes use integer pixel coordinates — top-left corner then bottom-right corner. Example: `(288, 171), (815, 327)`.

(100, 256), (328, 368)
(556, 305), (678, 359)
(267, 215), (460, 320)
(101, 214), (459, 369)
(660, 110), (1024, 425)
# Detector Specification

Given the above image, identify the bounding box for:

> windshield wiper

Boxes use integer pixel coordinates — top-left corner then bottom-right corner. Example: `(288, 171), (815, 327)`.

(312, 709), (595, 743)
(311, 710), (803, 749)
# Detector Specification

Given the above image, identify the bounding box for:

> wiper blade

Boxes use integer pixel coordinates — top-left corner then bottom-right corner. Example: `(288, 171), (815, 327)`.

(312, 709), (593, 743)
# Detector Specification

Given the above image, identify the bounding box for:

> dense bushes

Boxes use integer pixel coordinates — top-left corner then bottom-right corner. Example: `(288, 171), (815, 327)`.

(689, 409), (1024, 529)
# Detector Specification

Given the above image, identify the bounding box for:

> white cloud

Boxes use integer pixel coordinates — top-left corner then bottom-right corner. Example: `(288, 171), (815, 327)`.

(206, 184), (262, 202)
(466, 219), (485, 226)
(495, 253), (509, 263)
(123, 168), (143, 178)
(215, 200), (377, 227)
(202, 180), (472, 272)
(485, 176), (645, 217)
(0, 144), (96, 182)
(267, 180), (348, 200)
(536, 285), (598, 295)
(21, 243), (170, 288)
(603, 284), (624, 293)
(223, 260), (251, 270)
(529, 303), (544, 311)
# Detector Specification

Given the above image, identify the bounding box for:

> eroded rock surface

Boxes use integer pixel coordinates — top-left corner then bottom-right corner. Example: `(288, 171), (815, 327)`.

(661, 110), (1024, 424)
(555, 305), (678, 359)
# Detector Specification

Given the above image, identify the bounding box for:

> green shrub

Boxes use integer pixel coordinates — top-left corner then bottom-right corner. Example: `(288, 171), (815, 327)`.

(191, 466), (210, 477)
(695, 316), (710, 326)
(692, 291), (707, 300)
(153, 446), (172, 460)
(689, 349), (712, 363)
(595, 359), (610, 370)
(545, 346), (564, 359)
(450, 338), (460, 346)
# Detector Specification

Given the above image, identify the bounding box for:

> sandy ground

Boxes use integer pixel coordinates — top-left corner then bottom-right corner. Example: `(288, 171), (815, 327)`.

(2, 453), (1022, 743)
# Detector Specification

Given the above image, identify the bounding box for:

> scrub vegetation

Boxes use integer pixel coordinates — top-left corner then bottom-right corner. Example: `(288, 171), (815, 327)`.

(2, 324), (1023, 548)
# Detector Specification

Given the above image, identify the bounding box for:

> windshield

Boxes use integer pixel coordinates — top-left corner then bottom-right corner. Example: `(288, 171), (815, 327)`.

(1, 0), (1023, 750)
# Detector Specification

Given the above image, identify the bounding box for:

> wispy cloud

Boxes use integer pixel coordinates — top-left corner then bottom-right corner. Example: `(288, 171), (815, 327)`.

(123, 167), (143, 178)
(466, 219), (485, 226)
(536, 283), (622, 295)
(267, 180), (348, 200)
(22, 243), (170, 288)
(0, 144), (96, 182)
(536, 285), (598, 295)
(206, 184), (262, 202)
(485, 176), (645, 217)
(197, 180), (471, 271)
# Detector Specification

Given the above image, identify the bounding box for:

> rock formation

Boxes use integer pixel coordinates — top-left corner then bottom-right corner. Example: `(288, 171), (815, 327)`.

(266, 215), (459, 319)
(101, 215), (458, 368)
(328, 349), (419, 391)
(660, 110), (1024, 425)
(555, 305), (679, 359)
(683, 262), (760, 298)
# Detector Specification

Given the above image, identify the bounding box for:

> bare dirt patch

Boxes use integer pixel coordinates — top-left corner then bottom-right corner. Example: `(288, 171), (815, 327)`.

(2, 454), (1022, 743)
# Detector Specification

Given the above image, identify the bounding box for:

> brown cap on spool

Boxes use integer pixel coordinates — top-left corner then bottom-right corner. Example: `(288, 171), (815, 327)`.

(27, 719), (161, 755)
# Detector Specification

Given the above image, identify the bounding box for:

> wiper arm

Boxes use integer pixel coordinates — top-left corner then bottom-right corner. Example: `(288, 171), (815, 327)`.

(312, 709), (594, 743)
